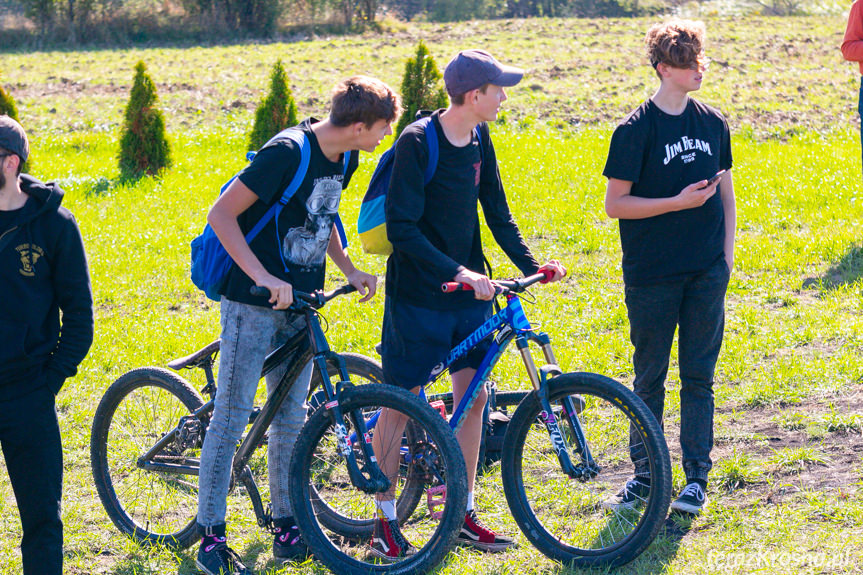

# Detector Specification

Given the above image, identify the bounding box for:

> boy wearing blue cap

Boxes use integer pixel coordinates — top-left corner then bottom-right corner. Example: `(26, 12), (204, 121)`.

(371, 50), (565, 558)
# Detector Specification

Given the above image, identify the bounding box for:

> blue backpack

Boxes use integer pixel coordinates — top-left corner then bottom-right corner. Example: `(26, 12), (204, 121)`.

(357, 116), (481, 255)
(190, 128), (350, 301)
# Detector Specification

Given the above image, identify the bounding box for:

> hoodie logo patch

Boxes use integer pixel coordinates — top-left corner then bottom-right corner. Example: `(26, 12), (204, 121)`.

(16, 244), (45, 277)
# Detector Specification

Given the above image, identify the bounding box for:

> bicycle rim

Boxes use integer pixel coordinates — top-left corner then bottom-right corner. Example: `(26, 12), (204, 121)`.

(502, 372), (671, 567)
(91, 368), (203, 548)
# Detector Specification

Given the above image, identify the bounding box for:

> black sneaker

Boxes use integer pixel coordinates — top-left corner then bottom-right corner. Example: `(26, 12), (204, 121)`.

(369, 516), (417, 560)
(273, 522), (310, 562)
(602, 478), (651, 511)
(196, 536), (254, 575)
(456, 510), (516, 552)
(670, 482), (708, 515)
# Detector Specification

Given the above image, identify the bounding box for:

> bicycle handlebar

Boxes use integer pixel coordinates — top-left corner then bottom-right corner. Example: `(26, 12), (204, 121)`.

(441, 270), (553, 295)
(249, 284), (357, 308)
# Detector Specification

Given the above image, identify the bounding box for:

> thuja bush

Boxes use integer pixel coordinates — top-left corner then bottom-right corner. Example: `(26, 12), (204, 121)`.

(118, 61), (171, 180)
(0, 74), (18, 120)
(248, 60), (298, 152)
(0, 74), (31, 174)
(395, 40), (448, 137)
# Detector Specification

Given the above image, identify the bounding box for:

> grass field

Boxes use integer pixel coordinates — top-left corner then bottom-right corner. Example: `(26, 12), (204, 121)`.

(1, 14), (862, 575)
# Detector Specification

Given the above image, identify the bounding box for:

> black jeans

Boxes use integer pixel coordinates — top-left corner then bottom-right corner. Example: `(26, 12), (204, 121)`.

(626, 257), (729, 484)
(0, 385), (63, 575)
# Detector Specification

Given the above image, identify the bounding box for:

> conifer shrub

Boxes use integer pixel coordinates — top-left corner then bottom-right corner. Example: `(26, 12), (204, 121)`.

(248, 60), (298, 152)
(0, 76), (19, 121)
(0, 74), (30, 174)
(118, 61), (171, 179)
(395, 40), (448, 137)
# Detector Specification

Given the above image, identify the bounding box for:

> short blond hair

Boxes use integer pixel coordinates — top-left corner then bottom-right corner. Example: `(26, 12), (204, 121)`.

(646, 19), (706, 77)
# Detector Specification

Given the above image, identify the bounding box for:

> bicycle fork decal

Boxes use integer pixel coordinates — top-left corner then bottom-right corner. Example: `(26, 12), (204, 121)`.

(334, 423), (352, 456)
(539, 410), (568, 457)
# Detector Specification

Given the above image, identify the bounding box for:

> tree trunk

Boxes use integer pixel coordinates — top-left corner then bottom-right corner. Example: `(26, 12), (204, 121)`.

(343, 0), (353, 28)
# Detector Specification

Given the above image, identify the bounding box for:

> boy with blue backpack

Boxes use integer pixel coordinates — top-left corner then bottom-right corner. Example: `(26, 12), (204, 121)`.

(194, 76), (400, 575)
(370, 50), (565, 559)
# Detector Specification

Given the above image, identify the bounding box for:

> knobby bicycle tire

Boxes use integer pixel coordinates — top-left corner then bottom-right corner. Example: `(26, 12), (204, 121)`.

(90, 367), (205, 550)
(501, 372), (671, 568)
(290, 384), (468, 575)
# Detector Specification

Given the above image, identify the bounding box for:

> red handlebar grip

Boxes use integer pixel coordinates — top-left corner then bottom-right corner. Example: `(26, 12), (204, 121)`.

(441, 282), (472, 292)
(539, 268), (555, 284)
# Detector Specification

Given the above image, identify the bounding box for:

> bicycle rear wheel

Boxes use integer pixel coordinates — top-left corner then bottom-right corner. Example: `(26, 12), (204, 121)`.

(501, 372), (671, 567)
(90, 367), (205, 550)
(290, 384), (467, 575)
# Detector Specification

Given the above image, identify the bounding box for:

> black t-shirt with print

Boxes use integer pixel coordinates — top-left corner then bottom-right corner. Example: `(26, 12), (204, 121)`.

(603, 98), (733, 286)
(221, 118), (359, 307)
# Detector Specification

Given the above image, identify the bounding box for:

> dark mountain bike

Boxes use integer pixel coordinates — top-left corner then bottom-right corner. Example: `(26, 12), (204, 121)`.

(90, 285), (467, 575)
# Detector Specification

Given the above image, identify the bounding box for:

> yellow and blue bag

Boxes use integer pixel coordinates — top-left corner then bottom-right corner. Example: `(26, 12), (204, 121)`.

(357, 115), (480, 255)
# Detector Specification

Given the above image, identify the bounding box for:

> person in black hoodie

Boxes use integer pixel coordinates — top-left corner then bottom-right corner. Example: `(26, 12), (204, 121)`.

(0, 116), (94, 575)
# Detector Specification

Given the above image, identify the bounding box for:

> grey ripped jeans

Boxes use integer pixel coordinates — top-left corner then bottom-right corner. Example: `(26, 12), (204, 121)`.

(197, 298), (313, 529)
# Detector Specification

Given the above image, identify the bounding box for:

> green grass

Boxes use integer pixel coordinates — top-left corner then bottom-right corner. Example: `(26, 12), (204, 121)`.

(0, 16), (855, 139)
(713, 449), (764, 490)
(1, 13), (863, 575)
(767, 447), (830, 473)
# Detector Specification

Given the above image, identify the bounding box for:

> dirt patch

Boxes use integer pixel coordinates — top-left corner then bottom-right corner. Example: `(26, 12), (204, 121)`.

(663, 389), (863, 505)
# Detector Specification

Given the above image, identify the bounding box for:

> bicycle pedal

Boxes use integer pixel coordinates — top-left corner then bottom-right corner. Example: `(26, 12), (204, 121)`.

(429, 400), (447, 420)
(426, 485), (447, 519)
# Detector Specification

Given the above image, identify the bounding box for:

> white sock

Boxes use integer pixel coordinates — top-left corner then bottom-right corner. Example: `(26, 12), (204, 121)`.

(375, 498), (397, 521)
(466, 491), (474, 512)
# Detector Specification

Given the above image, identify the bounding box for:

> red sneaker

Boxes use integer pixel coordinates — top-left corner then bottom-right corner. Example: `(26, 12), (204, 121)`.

(369, 517), (417, 561)
(457, 510), (516, 552)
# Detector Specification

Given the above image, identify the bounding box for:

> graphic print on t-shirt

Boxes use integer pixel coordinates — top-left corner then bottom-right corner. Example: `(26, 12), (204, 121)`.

(283, 176), (342, 270)
(662, 136), (713, 165)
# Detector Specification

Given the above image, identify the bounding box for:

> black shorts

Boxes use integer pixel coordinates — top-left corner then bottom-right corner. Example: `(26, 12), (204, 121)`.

(381, 296), (493, 390)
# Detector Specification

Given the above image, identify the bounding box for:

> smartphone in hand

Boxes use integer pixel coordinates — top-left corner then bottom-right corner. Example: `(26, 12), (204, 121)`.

(707, 169), (726, 186)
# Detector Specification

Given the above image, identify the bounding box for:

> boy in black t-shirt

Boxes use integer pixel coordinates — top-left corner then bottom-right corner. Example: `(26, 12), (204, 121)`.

(602, 19), (736, 516)
(195, 77), (400, 575)
(370, 50), (565, 559)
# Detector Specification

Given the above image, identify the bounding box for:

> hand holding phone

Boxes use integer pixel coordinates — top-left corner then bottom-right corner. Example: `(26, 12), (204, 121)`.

(707, 169), (726, 187)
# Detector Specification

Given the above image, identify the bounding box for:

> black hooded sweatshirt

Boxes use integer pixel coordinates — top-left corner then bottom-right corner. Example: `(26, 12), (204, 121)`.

(0, 174), (93, 400)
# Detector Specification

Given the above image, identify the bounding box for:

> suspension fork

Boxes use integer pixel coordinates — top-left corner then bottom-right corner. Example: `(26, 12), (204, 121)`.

(516, 333), (596, 479)
(533, 332), (599, 475)
(306, 311), (389, 494)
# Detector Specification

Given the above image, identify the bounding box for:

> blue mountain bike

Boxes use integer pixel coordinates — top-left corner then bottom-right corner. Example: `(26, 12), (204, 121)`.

(303, 271), (673, 568)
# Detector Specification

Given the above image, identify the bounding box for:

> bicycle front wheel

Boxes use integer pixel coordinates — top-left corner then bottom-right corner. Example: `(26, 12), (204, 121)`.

(501, 372), (671, 568)
(90, 367), (205, 550)
(290, 384), (467, 575)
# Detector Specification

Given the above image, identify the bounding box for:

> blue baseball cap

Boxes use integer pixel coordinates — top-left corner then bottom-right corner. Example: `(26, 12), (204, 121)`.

(443, 50), (524, 95)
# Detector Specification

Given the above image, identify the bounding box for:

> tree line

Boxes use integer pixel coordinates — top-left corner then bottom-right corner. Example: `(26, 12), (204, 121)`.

(2, 0), (654, 45)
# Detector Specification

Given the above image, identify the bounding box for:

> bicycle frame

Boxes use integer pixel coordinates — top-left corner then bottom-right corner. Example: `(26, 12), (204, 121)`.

(137, 294), (390, 529)
(364, 289), (598, 480)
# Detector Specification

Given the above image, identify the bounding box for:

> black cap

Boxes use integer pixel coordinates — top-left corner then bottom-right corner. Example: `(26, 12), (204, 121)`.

(443, 49), (524, 95)
(0, 115), (29, 163)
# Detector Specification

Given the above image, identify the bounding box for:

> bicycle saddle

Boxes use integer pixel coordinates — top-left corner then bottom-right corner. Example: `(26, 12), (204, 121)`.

(167, 340), (221, 370)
